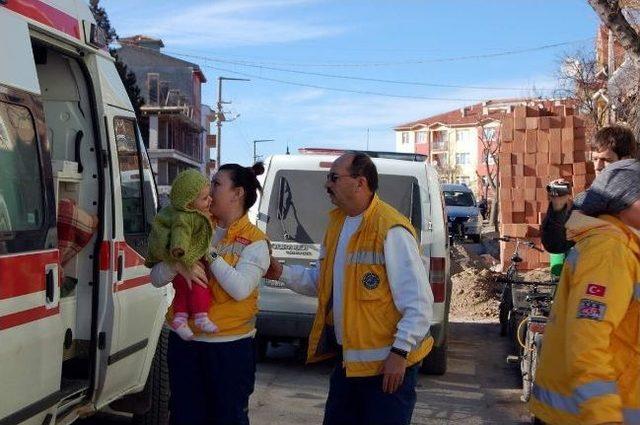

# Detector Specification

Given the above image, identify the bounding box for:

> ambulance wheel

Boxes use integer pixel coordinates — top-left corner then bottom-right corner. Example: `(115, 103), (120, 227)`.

(132, 327), (170, 425)
(420, 340), (447, 375)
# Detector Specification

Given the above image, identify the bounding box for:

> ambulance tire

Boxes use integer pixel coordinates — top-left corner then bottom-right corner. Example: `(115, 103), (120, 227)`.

(132, 327), (170, 425)
(420, 340), (447, 375)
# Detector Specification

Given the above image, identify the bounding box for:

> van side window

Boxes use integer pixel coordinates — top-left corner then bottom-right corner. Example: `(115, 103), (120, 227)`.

(114, 117), (158, 254)
(0, 102), (44, 232)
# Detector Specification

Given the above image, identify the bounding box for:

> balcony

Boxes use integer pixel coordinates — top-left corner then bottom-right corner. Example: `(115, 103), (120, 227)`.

(432, 140), (448, 151)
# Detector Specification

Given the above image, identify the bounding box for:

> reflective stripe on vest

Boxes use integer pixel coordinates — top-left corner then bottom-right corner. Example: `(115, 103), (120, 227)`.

(566, 247), (579, 269)
(624, 408), (640, 424)
(218, 242), (246, 256)
(343, 346), (391, 362)
(346, 251), (385, 265)
(532, 380), (618, 415)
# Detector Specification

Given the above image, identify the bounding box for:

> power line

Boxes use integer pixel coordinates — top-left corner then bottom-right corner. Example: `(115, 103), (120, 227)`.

(166, 50), (559, 91)
(165, 37), (592, 68)
(195, 63), (496, 101)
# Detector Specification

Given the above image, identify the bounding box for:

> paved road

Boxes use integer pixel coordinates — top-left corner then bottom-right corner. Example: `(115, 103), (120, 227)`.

(80, 321), (531, 424)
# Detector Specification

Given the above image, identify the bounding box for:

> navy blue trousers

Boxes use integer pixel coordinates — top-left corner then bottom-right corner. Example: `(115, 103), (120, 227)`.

(167, 332), (256, 425)
(323, 364), (419, 425)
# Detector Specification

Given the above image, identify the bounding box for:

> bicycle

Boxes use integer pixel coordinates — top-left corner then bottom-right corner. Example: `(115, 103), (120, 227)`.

(507, 280), (557, 402)
(495, 236), (545, 337)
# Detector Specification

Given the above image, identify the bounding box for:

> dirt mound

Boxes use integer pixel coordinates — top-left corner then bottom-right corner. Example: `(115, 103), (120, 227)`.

(449, 244), (501, 322)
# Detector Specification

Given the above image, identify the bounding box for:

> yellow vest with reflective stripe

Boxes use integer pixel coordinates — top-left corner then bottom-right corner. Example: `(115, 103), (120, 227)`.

(307, 195), (433, 377)
(167, 214), (266, 337)
(529, 214), (640, 425)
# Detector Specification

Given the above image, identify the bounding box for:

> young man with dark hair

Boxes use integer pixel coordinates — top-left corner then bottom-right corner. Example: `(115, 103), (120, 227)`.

(541, 125), (638, 253)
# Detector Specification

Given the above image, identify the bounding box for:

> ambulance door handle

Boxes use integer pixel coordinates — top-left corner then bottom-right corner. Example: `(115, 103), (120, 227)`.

(45, 268), (55, 303)
(117, 252), (124, 281)
(74, 130), (84, 173)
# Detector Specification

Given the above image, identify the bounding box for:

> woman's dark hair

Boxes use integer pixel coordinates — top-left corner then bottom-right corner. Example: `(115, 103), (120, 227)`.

(219, 162), (264, 211)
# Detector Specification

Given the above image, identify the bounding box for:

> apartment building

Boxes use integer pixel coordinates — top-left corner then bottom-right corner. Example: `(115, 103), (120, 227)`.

(117, 35), (215, 194)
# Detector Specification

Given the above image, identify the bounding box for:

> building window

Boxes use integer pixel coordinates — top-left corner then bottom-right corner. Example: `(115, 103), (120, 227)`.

(456, 129), (469, 143)
(416, 131), (427, 144)
(432, 130), (447, 150)
(455, 152), (471, 165)
(401, 132), (410, 144)
(483, 127), (497, 142)
(485, 152), (496, 165)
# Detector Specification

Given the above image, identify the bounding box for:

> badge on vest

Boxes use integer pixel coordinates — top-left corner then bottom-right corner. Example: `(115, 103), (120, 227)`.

(362, 272), (380, 290)
(577, 299), (606, 321)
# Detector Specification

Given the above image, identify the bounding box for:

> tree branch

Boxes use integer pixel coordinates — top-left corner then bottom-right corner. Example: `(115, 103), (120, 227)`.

(588, 0), (640, 63)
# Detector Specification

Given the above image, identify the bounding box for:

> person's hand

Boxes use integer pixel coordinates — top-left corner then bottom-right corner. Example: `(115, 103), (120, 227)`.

(264, 256), (283, 281)
(174, 262), (208, 290)
(381, 351), (407, 394)
(548, 178), (572, 212)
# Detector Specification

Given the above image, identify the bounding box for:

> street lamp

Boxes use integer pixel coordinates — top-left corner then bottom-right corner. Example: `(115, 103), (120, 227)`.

(216, 76), (250, 169)
(253, 139), (274, 164)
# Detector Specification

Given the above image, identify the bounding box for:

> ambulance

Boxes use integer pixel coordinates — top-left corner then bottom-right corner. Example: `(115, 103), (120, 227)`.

(0, 1), (170, 424)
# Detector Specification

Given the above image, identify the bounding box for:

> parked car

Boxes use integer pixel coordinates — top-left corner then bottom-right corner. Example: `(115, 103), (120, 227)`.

(442, 184), (482, 243)
(252, 153), (451, 374)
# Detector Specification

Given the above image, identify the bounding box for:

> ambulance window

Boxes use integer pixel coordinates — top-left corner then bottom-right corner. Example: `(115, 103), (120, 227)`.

(114, 117), (146, 235)
(0, 102), (44, 233)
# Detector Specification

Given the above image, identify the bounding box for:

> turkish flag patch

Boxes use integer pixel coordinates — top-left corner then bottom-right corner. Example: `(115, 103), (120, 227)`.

(235, 237), (251, 246)
(586, 283), (606, 297)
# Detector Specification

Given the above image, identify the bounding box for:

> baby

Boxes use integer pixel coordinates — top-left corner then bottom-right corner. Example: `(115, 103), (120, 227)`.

(146, 169), (216, 340)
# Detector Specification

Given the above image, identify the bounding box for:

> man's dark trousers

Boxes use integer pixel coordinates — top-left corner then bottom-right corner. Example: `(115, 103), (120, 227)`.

(323, 363), (419, 425)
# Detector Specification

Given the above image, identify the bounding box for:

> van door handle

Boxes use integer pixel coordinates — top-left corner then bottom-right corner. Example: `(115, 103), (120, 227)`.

(117, 252), (124, 281)
(46, 268), (55, 303)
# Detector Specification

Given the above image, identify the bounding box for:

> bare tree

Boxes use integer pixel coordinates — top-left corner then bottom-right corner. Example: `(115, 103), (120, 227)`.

(555, 49), (610, 137)
(477, 119), (502, 231)
(588, 0), (640, 63)
(588, 0), (640, 134)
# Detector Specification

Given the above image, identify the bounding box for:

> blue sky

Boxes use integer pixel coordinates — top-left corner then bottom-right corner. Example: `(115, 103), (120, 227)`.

(103, 0), (600, 166)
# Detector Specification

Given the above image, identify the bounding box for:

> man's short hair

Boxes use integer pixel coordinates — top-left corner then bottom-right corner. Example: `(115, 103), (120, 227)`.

(591, 125), (638, 159)
(348, 152), (378, 192)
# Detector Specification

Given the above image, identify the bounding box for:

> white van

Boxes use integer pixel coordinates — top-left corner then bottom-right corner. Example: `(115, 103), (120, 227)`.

(0, 2), (170, 424)
(254, 153), (451, 374)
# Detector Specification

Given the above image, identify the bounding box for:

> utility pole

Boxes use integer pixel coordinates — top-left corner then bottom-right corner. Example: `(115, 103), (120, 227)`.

(253, 139), (274, 164)
(366, 128), (370, 150)
(216, 76), (249, 169)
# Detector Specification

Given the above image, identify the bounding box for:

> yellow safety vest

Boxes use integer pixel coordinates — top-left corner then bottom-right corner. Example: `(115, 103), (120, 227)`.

(167, 214), (267, 337)
(529, 213), (640, 425)
(307, 195), (433, 377)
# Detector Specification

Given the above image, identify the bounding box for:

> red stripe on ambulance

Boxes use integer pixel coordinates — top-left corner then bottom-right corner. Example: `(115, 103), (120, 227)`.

(2, 0), (80, 39)
(0, 250), (59, 300)
(0, 305), (59, 330)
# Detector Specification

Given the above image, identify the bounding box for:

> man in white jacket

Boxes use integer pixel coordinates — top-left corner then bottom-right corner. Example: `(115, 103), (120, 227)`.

(265, 152), (433, 425)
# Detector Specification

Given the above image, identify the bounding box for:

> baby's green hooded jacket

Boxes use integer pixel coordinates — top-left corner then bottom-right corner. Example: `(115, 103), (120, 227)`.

(146, 169), (213, 268)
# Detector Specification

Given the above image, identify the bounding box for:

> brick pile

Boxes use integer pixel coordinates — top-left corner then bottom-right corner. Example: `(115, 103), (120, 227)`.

(498, 104), (595, 270)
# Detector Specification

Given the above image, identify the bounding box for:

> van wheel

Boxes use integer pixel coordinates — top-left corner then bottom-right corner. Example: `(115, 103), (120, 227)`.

(131, 327), (170, 425)
(470, 234), (481, 243)
(420, 340), (447, 375)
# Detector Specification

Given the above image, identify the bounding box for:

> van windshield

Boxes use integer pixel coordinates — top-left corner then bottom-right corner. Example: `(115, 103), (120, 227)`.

(266, 170), (421, 243)
(443, 191), (475, 207)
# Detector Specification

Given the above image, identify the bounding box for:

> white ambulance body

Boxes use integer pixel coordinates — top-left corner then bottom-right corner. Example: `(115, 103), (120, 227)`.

(0, 1), (170, 424)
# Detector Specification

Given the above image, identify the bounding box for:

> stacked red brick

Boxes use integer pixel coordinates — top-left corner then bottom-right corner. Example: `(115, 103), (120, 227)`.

(498, 104), (595, 270)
